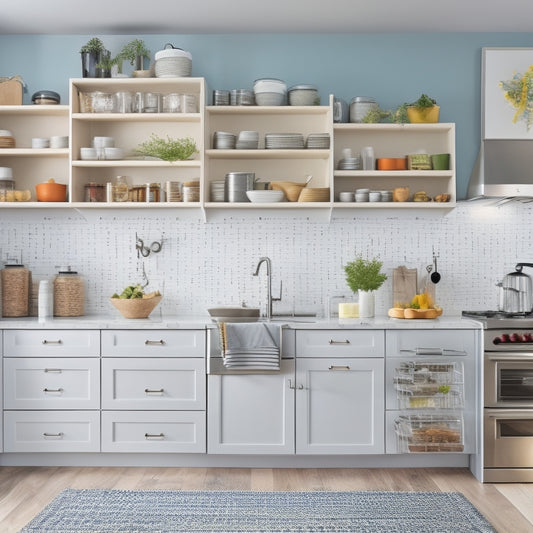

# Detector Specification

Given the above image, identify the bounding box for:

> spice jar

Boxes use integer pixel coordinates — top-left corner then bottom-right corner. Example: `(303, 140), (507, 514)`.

(146, 183), (161, 202)
(1, 262), (32, 317)
(84, 182), (105, 202)
(53, 266), (84, 317)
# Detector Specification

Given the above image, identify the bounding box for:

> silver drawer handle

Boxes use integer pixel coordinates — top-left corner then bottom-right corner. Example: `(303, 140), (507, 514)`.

(288, 380), (304, 390)
(43, 432), (63, 439)
(329, 365), (351, 371)
(145, 433), (165, 440)
(44, 368), (62, 373)
(329, 339), (350, 345)
(145, 340), (165, 346)
(42, 339), (62, 345)
(145, 388), (164, 394)
(44, 388), (63, 393)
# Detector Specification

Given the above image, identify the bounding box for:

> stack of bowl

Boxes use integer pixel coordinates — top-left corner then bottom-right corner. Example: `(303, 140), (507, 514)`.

(253, 78), (287, 106)
(213, 131), (236, 149)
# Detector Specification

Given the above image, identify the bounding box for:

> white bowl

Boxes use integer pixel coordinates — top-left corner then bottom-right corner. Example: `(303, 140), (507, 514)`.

(104, 147), (124, 160)
(254, 92), (285, 106)
(92, 136), (114, 148)
(50, 135), (69, 148)
(80, 147), (97, 160)
(32, 137), (50, 148)
(254, 78), (287, 93)
(0, 130), (13, 137)
(246, 190), (285, 203)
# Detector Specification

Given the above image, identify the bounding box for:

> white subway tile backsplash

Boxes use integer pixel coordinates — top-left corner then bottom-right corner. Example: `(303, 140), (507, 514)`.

(0, 202), (529, 318)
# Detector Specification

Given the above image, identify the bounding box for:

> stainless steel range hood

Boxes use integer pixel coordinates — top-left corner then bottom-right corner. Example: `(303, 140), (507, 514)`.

(467, 139), (533, 200)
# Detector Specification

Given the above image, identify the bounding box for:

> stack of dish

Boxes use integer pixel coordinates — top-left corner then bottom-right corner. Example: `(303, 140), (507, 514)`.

(265, 133), (304, 149)
(213, 131), (236, 149)
(0, 130), (15, 148)
(236, 131), (259, 149)
(50, 136), (68, 149)
(298, 187), (330, 202)
(338, 156), (361, 170)
(254, 78), (287, 106)
(210, 180), (225, 202)
(31, 137), (50, 149)
(306, 133), (330, 149)
(165, 181), (182, 202)
(154, 47), (192, 77)
(288, 85), (319, 106)
(230, 89), (255, 106)
(212, 89), (230, 106)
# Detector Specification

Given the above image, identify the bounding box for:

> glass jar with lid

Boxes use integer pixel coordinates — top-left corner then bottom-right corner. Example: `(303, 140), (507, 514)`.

(0, 173), (15, 202)
(349, 96), (378, 123)
(53, 266), (84, 317)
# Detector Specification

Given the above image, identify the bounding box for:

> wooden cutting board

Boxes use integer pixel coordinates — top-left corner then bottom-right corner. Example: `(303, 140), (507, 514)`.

(0, 79), (23, 105)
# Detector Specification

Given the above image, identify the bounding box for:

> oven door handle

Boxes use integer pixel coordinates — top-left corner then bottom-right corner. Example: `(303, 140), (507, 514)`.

(487, 353), (533, 361)
(487, 409), (533, 419)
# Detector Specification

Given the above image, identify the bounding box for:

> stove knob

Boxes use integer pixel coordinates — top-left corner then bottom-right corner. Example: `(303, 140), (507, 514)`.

(492, 336), (501, 344)
(522, 333), (532, 342)
(510, 333), (521, 342)
(500, 333), (510, 343)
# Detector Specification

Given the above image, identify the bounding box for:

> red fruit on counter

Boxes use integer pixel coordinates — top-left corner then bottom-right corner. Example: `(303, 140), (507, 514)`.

(510, 333), (521, 342)
(522, 333), (533, 342)
(500, 334), (510, 343)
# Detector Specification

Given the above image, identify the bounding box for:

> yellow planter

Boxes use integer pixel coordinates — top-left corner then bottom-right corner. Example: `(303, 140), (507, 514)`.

(407, 105), (440, 123)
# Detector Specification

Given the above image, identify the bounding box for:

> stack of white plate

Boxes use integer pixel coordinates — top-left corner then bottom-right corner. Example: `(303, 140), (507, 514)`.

(50, 136), (69, 149)
(306, 133), (330, 149)
(236, 131), (259, 149)
(32, 138), (49, 149)
(213, 131), (236, 149)
(230, 89), (255, 106)
(338, 157), (361, 170)
(265, 133), (305, 149)
(154, 47), (192, 78)
(210, 180), (225, 202)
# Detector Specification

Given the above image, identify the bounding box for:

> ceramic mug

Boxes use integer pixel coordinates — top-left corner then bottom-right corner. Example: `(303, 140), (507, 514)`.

(431, 153), (450, 170)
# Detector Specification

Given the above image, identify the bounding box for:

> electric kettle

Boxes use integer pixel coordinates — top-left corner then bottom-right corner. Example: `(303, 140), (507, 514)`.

(498, 263), (533, 314)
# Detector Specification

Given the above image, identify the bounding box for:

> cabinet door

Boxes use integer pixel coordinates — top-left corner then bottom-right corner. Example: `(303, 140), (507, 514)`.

(102, 358), (205, 410)
(207, 359), (295, 454)
(296, 357), (384, 454)
(4, 357), (100, 409)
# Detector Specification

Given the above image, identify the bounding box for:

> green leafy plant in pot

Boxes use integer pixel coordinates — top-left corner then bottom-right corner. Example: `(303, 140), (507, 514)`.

(406, 93), (439, 123)
(80, 37), (108, 78)
(344, 256), (387, 318)
(117, 39), (151, 74)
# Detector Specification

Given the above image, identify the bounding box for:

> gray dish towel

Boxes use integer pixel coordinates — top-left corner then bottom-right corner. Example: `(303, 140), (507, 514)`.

(219, 322), (281, 370)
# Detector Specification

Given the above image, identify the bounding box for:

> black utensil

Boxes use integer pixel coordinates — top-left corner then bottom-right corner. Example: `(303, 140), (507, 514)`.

(431, 256), (441, 284)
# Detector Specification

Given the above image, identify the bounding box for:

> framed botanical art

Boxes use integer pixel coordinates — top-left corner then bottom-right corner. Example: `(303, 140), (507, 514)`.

(483, 47), (533, 139)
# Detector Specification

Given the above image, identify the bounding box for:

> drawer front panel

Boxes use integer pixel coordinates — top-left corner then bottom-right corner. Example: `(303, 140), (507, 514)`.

(101, 330), (205, 357)
(296, 330), (384, 358)
(4, 358), (100, 409)
(4, 330), (100, 357)
(4, 410), (100, 452)
(385, 330), (476, 357)
(101, 411), (206, 453)
(102, 358), (205, 410)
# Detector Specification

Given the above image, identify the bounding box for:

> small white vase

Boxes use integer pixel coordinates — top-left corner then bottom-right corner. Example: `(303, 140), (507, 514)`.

(358, 290), (375, 318)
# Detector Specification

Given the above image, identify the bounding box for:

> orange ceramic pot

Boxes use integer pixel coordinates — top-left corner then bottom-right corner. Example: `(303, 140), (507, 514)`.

(35, 182), (67, 202)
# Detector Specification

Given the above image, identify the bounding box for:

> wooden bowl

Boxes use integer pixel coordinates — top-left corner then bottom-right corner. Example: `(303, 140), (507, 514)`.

(109, 295), (162, 319)
(393, 186), (410, 202)
(35, 182), (67, 202)
(298, 187), (330, 202)
(270, 181), (306, 202)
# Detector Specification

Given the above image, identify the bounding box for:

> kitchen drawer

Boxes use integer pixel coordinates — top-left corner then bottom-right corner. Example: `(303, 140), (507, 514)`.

(385, 330), (476, 357)
(101, 330), (205, 357)
(101, 411), (206, 453)
(102, 358), (205, 410)
(4, 330), (100, 357)
(296, 330), (384, 358)
(4, 357), (100, 409)
(4, 410), (100, 452)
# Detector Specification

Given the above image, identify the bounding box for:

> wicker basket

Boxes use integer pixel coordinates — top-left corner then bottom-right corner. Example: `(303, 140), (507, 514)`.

(109, 295), (162, 319)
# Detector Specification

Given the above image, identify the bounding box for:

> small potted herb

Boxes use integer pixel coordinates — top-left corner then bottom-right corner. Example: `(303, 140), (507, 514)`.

(135, 134), (198, 162)
(406, 94), (439, 123)
(80, 37), (107, 78)
(117, 39), (151, 73)
(344, 256), (387, 318)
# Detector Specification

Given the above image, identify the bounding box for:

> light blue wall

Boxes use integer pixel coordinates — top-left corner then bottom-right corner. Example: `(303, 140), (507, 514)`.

(1, 32), (533, 198)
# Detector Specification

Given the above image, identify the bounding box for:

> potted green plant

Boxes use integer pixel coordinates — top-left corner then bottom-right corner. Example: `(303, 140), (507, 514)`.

(80, 37), (107, 78)
(406, 94), (439, 123)
(134, 134), (198, 161)
(344, 256), (387, 318)
(95, 51), (116, 78)
(117, 39), (151, 74)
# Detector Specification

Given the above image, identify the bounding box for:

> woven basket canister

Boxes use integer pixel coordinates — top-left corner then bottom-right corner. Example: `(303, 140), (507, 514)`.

(1, 264), (31, 317)
(53, 267), (84, 317)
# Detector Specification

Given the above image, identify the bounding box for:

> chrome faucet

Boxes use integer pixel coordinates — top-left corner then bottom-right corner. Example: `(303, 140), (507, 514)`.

(253, 256), (282, 319)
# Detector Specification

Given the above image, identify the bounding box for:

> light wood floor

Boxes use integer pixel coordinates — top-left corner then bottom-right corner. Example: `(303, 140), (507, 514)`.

(0, 467), (532, 532)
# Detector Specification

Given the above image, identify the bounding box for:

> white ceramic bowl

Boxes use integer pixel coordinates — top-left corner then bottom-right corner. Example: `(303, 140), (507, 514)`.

(50, 135), (69, 148)
(254, 92), (285, 106)
(254, 78), (287, 93)
(92, 136), (114, 148)
(32, 137), (50, 148)
(104, 147), (124, 160)
(246, 190), (285, 203)
(0, 130), (13, 137)
(80, 147), (97, 160)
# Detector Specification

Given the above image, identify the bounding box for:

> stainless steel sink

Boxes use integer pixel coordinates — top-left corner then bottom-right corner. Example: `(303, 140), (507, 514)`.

(207, 306), (260, 322)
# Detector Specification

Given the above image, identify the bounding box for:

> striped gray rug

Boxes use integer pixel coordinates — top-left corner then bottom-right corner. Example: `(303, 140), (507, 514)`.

(20, 489), (496, 532)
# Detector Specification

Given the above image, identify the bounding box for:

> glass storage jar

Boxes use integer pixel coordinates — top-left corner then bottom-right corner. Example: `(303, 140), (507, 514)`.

(349, 96), (378, 123)
(0, 173), (15, 202)
(53, 266), (84, 317)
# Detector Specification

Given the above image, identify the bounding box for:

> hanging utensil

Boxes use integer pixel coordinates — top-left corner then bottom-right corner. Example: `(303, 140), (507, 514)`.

(431, 255), (441, 284)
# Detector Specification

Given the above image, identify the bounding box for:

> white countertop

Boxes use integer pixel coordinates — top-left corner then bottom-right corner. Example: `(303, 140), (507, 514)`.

(0, 315), (482, 330)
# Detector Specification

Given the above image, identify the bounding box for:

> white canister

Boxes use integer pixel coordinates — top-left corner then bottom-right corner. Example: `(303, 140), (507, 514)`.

(350, 97), (378, 123)
(38, 279), (53, 320)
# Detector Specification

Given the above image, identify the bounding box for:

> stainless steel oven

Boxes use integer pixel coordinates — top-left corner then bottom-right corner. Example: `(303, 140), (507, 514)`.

(463, 311), (533, 482)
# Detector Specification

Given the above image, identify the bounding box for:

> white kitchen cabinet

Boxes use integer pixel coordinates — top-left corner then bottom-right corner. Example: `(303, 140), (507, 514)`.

(4, 410), (100, 452)
(296, 329), (384, 358)
(101, 358), (205, 410)
(69, 78), (205, 206)
(0, 105), (69, 207)
(4, 357), (100, 410)
(295, 357), (384, 454)
(332, 122), (456, 209)
(207, 359), (295, 454)
(3, 329), (100, 357)
(101, 410), (205, 453)
(204, 104), (333, 209)
(101, 329), (205, 357)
